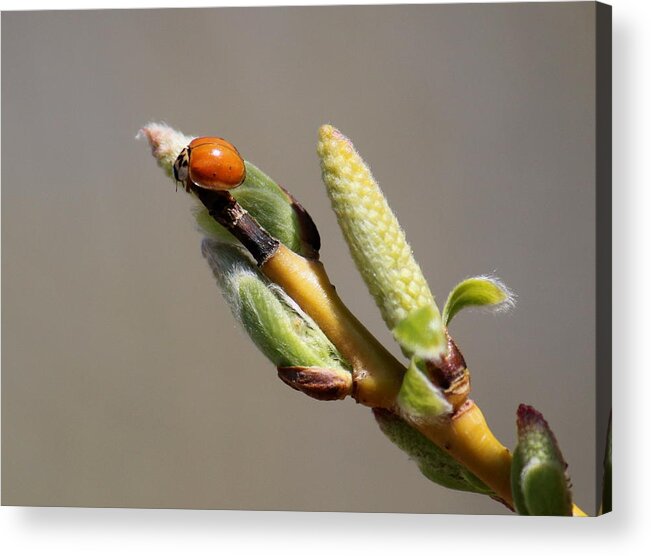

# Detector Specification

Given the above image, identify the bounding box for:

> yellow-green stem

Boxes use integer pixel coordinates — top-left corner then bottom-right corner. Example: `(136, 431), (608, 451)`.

(406, 402), (513, 506)
(261, 243), (588, 516)
(262, 244), (404, 408)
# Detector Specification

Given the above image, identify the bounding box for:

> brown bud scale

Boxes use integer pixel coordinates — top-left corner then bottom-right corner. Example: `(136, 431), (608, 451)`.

(277, 366), (352, 401)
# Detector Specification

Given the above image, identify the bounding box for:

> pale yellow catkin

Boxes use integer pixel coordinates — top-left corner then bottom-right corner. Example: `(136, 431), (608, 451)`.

(317, 125), (437, 330)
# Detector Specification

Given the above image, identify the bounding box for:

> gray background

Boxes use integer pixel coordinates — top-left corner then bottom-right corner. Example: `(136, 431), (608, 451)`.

(2, 3), (600, 514)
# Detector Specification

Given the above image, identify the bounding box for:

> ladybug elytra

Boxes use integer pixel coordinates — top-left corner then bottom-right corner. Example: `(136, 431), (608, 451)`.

(173, 136), (246, 192)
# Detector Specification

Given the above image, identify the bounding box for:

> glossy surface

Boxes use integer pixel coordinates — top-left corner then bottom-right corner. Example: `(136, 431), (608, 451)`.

(187, 136), (246, 190)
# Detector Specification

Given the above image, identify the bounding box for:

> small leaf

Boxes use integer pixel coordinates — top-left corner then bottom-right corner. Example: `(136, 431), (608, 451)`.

(392, 305), (447, 360)
(443, 275), (515, 326)
(373, 408), (493, 495)
(511, 404), (572, 516)
(397, 357), (452, 423)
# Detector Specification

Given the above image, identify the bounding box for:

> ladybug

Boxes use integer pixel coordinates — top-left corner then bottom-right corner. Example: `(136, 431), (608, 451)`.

(173, 136), (246, 192)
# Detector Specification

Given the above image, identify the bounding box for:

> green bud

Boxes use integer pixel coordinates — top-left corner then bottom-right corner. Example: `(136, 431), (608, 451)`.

(138, 122), (192, 180)
(397, 357), (452, 423)
(373, 408), (493, 495)
(392, 304), (447, 361)
(140, 123), (319, 258)
(511, 404), (573, 516)
(442, 275), (515, 326)
(233, 162), (319, 258)
(201, 239), (348, 371)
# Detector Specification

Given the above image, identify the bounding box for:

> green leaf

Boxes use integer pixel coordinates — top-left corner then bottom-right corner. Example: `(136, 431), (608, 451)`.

(511, 404), (572, 516)
(392, 305), (447, 360)
(373, 408), (493, 495)
(396, 357), (452, 423)
(201, 239), (348, 371)
(442, 276), (515, 326)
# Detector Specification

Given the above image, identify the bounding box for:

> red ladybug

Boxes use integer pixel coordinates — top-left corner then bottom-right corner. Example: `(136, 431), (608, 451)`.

(173, 136), (246, 192)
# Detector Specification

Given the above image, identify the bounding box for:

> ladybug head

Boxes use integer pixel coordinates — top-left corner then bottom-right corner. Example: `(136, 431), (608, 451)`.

(173, 148), (190, 190)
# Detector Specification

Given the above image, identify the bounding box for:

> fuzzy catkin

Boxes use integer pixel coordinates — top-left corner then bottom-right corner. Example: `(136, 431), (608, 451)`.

(138, 122), (193, 178)
(317, 125), (436, 330)
(201, 239), (349, 371)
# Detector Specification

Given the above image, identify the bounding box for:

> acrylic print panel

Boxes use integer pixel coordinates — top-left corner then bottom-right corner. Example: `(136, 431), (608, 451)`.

(1, 2), (611, 515)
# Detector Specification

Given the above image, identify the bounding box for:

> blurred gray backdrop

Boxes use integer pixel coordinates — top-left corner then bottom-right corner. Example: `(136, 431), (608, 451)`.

(2, 3), (601, 514)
